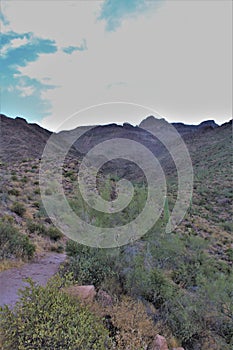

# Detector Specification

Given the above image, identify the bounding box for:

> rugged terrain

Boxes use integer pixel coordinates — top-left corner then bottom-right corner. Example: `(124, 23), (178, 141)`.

(0, 114), (232, 349)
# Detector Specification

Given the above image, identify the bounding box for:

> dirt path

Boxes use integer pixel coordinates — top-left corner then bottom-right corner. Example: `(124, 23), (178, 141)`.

(0, 253), (66, 307)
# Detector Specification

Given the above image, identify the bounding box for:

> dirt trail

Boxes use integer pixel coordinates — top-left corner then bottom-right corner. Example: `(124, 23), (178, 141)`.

(0, 253), (66, 307)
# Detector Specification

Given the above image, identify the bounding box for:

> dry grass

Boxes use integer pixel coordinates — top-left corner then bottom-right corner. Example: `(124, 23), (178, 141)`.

(89, 296), (159, 350)
(0, 259), (24, 272)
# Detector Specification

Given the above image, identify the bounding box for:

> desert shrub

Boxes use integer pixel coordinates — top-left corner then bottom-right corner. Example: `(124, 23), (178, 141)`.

(45, 188), (53, 195)
(62, 255), (114, 288)
(148, 268), (178, 307)
(172, 260), (203, 289)
(11, 174), (18, 181)
(221, 221), (233, 232)
(11, 201), (26, 216)
(21, 176), (28, 183)
(50, 244), (64, 253)
(105, 296), (156, 350)
(27, 220), (46, 235)
(124, 257), (177, 307)
(0, 221), (35, 260)
(34, 201), (48, 218)
(34, 187), (40, 195)
(33, 201), (40, 208)
(47, 226), (63, 241)
(1, 215), (14, 224)
(166, 293), (204, 346)
(66, 239), (86, 256)
(64, 170), (76, 181)
(146, 232), (187, 270)
(63, 240), (115, 287)
(226, 248), (233, 260)
(8, 188), (20, 196)
(0, 277), (111, 350)
(27, 221), (62, 241)
(200, 272), (233, 344)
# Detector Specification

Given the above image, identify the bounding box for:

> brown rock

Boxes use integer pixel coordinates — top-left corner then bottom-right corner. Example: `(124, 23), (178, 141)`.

(63, 285), (96, 303)
(151, 334), (169, 350)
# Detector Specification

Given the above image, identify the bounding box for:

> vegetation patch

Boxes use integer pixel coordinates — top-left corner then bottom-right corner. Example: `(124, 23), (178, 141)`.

(0, 277), (111, 350)
(0, 221), (35, 260)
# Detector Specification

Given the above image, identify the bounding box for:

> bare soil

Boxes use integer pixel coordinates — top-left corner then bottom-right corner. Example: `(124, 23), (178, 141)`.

(0, 253), (66, 307)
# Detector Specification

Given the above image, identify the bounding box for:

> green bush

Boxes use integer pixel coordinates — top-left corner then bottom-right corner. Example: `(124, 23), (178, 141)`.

(50, 244), (64, 253)
(45, 188), (53, 195)
(124, 256), (177, 307)
(47, 226), (63, 241)
(8, 188), (20, 196)
(0, 277), (111, 350)
(33, 201), (40, 208)
(64, 241), (115, 287)
(21, 176), (28, 183)
(27, 220), (46, 235)
(27, 220), (62, 241)
(11, 201), (26, 216)
(34, 187), (40, 195)
(11, 175), (18, 181)
(0, 221), (35, 260)
(166, 294), (204, 346)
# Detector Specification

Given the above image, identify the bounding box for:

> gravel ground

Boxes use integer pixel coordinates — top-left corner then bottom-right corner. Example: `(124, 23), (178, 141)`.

(0, 253), (66, 307)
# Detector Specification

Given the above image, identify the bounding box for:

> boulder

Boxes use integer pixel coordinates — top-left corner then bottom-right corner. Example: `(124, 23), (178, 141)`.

(151, 334), (169, 350)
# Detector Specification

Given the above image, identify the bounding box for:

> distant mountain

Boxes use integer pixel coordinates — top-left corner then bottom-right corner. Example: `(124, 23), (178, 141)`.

(0, 114), (78, 162)
(0, 114), (230, 165)
(140, 115), (218, 134)
(0, 115), (51, 162)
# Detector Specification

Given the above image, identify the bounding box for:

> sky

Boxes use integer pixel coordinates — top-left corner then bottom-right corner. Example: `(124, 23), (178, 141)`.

(0, 0), (232, 131)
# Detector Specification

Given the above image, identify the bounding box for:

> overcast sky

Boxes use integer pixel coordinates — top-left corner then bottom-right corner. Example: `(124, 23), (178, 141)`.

(1, 0), (232, 131)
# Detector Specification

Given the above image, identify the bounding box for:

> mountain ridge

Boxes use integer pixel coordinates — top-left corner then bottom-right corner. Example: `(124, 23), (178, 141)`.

(0, 113), (231, 162)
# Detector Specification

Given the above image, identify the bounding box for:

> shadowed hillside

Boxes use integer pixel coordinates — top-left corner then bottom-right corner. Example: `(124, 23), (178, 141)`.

(0, 115), (52, 162)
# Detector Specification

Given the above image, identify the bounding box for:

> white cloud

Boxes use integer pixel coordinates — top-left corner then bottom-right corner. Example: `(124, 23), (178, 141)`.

(2, 0), (232, 130)
(1, 36), (29, 57)
(17, 85), (35, 97)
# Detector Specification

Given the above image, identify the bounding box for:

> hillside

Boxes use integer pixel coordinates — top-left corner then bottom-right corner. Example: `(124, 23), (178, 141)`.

(0, 114), (52, 162)
(0, 115), (232, 350)
(0, 114), (221, 163)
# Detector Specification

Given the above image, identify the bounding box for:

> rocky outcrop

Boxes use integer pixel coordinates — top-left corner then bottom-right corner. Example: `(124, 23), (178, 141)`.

(0, 114), (51, 162)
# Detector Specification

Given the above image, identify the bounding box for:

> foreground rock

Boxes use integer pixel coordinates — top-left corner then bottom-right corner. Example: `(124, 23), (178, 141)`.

(151, 334), (185, 350)
(151, 335), (169, 350)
